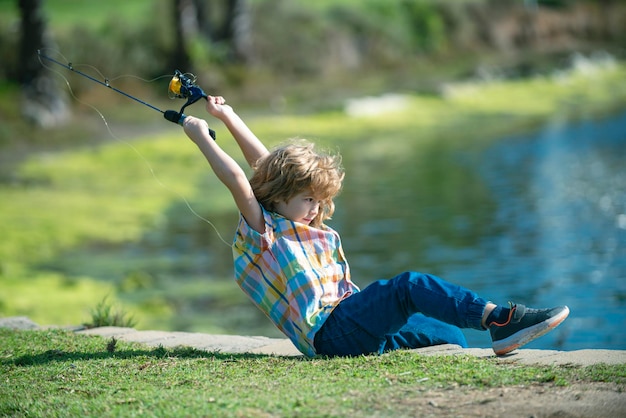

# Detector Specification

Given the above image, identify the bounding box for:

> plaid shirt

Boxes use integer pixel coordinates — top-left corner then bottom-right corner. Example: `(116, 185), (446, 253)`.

(232, 205), (359, 357)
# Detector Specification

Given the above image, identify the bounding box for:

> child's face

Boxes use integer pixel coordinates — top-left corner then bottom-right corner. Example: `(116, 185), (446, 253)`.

(275, 191), (321, 226)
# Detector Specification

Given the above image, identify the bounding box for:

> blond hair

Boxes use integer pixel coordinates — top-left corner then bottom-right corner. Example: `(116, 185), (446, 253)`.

(250, 139), (344, 227)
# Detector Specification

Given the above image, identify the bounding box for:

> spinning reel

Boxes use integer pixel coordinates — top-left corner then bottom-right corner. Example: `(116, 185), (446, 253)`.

(164, 70), (216, 140)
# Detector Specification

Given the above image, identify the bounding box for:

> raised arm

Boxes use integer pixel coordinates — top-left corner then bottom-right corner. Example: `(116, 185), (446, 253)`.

(205, 96), (269, 168)
(182, 116), (264, 233)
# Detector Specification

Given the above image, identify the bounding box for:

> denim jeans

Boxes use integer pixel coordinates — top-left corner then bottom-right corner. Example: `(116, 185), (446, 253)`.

(313, 271), (489, 356)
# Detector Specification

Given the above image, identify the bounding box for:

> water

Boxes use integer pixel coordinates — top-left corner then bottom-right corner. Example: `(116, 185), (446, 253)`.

(333, 112), (626, 351)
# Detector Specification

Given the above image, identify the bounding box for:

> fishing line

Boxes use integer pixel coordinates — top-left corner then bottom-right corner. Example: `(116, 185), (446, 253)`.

(37, 48), (233, 247)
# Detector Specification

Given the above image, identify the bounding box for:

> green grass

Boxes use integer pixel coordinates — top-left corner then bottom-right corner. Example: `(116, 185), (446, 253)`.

(86, 296), (137, 329)
(0, 127), (243, 330)
(0, 329), (623, 417)
(0, 0), (157, 32)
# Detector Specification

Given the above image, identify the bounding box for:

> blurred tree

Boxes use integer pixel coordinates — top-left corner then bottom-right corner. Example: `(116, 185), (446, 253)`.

(18, 0), (69, 127)
(18, 0), (45, 85)
(170, 0), (250, 70)
(208, 0), (252, 62)
(171, 0), (192, 71)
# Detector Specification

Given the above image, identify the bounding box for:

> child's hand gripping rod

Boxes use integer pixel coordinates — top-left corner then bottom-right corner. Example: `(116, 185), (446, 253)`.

(164, 70), (216, 140)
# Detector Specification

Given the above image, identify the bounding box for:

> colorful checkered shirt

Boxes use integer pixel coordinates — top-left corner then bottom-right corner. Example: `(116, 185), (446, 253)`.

(232, 205), (359, 357)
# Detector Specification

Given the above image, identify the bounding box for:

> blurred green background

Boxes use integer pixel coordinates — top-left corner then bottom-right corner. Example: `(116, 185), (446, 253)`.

(1, 0), (625, 341)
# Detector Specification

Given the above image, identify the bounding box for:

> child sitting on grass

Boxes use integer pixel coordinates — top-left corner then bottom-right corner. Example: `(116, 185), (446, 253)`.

(181, 95), (569, 357)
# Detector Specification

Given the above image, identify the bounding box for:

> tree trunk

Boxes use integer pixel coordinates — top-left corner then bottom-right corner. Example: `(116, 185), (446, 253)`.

(19, 0), (69, 127)
(170, 0), (193, 71)
(18, 0), (46, 84)
(227, 0), (253, 63)
(173, 0), (252, 66)
(212, 0), (252, 63)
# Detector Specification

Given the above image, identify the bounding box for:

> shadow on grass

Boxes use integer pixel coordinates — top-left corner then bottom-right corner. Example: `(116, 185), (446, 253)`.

(5, 344), (301, 367)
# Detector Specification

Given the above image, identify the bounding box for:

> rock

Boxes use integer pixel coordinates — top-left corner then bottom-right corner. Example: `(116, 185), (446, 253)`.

(0, 316), (40, 330)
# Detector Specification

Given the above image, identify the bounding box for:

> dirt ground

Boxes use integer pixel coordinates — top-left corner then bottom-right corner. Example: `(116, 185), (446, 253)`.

(395, 382), (625, 418)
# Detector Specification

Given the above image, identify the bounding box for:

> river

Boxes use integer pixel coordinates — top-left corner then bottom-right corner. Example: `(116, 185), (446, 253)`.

(333, 111), (626, 351)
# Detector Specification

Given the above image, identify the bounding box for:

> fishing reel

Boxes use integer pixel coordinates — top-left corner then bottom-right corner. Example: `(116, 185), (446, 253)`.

(164, 70), (216, 140)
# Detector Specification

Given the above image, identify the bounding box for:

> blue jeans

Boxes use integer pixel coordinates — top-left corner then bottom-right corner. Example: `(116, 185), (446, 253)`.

(314, 271), (488, 356)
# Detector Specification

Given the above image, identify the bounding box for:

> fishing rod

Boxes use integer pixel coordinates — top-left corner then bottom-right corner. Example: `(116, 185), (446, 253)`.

(37, 50), (216, 140)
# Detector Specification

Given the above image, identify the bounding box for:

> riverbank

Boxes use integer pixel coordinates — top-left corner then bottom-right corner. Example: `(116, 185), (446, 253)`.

(2, 316), (625, 366)
(2, 316), (625, 417)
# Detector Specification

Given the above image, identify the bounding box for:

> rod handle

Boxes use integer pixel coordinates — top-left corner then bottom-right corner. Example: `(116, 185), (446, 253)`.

(164, 110), (216, 140)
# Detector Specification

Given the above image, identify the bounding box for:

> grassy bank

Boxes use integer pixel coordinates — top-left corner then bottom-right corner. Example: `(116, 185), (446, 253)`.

(0, 329), (624, 417)
(1, 58), (626, 332)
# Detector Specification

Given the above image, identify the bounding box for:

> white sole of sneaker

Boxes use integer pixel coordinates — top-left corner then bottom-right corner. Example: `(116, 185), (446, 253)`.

(493, 306), (570, 356)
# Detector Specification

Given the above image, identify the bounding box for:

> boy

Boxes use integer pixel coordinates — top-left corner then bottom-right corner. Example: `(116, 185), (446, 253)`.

(182, 96), (569, 357)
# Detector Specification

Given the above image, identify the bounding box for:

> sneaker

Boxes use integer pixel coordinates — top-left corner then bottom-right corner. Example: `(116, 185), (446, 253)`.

(489, 303), (570, 356)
